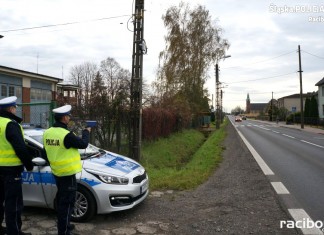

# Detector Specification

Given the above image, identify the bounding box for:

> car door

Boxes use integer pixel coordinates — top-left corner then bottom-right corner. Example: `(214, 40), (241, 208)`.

(22, 141), (56, 209)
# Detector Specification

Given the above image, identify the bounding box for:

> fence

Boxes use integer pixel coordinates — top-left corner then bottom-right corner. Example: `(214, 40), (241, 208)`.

(17, 101), (56, 128)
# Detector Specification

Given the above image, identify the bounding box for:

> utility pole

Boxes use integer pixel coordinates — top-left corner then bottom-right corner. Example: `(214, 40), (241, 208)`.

(215, 64), (220, 129)
(220, 89), (223, 123)
(298, 45), (304, 129)
(129, 0), (145, 161)
(215, 55), (231, 128)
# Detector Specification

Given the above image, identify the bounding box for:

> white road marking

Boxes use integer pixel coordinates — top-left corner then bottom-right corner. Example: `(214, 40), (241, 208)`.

(288, 209), (323, 235)
(256, 126), (271, 131)
(272, 131), (280, 134)
(301, 140), (324, 149)
(237, 130), (274, 175)
(282, 134), (295, 139)
(271, 182), (290, 194)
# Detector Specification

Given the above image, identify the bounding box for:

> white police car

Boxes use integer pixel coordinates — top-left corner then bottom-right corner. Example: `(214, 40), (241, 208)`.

(22, 128), (149, 222)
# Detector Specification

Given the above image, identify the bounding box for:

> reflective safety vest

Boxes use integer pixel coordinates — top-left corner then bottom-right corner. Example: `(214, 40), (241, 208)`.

(0, 117), (23, 166)
(43, 127), (82, 176)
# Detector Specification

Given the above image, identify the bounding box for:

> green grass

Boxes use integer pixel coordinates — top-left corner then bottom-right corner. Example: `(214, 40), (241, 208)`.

(141, 119), (228, 190)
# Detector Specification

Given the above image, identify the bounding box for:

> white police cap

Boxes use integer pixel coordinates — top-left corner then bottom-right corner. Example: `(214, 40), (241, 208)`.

(52, 104), (72, 117)
(0, 96), (17, 108)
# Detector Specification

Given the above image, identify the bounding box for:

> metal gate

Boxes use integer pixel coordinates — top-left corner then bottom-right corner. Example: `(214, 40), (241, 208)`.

(17, 101), (56, 128)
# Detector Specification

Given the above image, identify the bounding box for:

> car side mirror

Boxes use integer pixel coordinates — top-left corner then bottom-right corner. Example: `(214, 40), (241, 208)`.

(32, 157), (47, 166)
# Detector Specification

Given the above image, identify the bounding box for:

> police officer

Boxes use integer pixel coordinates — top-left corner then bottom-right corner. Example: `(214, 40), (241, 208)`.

(0, 96), (33, 235)
(43, 105), (90, 235)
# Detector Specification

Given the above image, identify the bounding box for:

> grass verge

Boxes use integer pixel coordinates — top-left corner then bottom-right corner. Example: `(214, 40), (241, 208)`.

(141, 119), (228, 191)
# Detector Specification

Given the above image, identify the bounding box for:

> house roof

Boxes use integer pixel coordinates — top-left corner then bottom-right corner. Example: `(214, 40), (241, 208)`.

(250, 103), (267, 111)
(0, 65), (62, 83)
(315, 77), (324, 86)
(57, 83), (80, 90)
(279, 92), (317, 99)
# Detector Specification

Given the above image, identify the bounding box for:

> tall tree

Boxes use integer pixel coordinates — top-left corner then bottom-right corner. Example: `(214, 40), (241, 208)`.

(99, 57), (131, 149)
(155, 2), (229, 114)
(304, 97), (311, 118)
(310, 95), (319, 118)
(90, 72), (109, 148)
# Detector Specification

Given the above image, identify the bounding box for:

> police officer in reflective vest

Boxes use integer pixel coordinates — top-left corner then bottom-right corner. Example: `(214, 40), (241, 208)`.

(0, 96), (33, 235)
(43, 105), (90, 235)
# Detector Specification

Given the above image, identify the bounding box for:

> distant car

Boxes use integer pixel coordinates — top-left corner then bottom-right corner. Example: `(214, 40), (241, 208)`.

(241, 116), (247, 120)
(235, 116), (242, 122)
(22, 128), (149, 222)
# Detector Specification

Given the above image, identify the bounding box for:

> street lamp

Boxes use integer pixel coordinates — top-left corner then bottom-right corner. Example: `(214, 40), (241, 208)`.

(215, 55), (231, 129)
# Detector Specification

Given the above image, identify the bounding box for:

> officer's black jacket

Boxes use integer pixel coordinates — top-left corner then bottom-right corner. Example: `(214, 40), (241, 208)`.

(52, 121), (90, 149)
(0, 109), (34, 173)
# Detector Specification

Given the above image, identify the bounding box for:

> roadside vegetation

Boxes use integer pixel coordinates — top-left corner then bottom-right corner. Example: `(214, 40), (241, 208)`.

(141, 119), (228, 191)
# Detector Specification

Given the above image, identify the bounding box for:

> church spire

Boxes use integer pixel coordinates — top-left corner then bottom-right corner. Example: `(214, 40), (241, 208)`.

(246, 93), (251, 113)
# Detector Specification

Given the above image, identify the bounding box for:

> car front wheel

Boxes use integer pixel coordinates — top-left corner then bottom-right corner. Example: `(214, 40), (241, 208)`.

(72, 185), (97, 222)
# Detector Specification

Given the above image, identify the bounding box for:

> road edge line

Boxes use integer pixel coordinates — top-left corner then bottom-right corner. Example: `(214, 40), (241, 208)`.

(237, 130), (274, 175)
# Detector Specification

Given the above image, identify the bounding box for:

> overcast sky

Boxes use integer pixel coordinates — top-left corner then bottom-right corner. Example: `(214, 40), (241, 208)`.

(1, 0), (324, 112)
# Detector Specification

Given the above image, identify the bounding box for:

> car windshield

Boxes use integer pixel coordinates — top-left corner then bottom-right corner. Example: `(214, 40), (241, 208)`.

(28, 134), (103, 160)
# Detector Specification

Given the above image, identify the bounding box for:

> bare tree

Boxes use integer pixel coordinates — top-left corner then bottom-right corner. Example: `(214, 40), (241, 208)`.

(67, 58), (132, 152)
(99, 57), (131, 150)
(69, 62), (97, 118)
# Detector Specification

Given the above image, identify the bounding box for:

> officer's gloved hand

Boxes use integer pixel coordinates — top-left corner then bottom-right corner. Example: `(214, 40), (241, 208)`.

(25, 161), (34, 172)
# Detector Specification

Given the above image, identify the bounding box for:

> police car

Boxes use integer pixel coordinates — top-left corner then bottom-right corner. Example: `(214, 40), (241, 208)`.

(22, 128), (149, 222)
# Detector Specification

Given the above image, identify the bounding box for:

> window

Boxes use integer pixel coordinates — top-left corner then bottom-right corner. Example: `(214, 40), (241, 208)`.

(323, 105), (324, 116)
(322, 86), (324, 97)
(70, 90), (76, 98)
(9, 86), (15, 96)
(16, 87), (22, 99)
(1, 85), (7, 97)
(0, 84), (22, 100)
(31, 88), (36, 100)
(30, 88), (51, 101)
(46, 90), (52, 100)
(64, 90), (69, 97)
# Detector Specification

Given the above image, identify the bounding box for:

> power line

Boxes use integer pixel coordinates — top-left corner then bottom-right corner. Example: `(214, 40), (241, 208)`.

(225, 72), (296, 84)
(302, 50), (324, 60)
(0, 15), (131, 33)
(222, 50), (296, 70)
(225, 89), (295, 95)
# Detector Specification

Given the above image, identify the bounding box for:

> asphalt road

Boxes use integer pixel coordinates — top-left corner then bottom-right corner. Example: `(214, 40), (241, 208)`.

(230, 116), (324, 234)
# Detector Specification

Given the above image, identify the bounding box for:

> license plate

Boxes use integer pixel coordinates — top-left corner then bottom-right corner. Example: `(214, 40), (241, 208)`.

(140, 181), (148, 194)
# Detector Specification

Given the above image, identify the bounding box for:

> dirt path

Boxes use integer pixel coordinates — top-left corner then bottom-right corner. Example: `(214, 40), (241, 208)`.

(22, 123), (300, 235)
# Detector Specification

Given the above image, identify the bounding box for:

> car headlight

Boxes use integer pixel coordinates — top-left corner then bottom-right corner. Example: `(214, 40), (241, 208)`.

(84, 168), (129, 185)
(98, 175), (129, 185)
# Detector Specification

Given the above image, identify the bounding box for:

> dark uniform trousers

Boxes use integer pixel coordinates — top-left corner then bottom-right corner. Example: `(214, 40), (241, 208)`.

(54, 174), (77, 235)
(0, 168), (23, 235)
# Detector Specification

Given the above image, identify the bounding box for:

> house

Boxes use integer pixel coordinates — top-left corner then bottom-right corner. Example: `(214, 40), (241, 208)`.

(0, 65), (62, 126)
(315, 77), (324, 119)
(246, 93), (267, 117)
(277, 92), (316, 114)
(57, 83), (79, 107)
